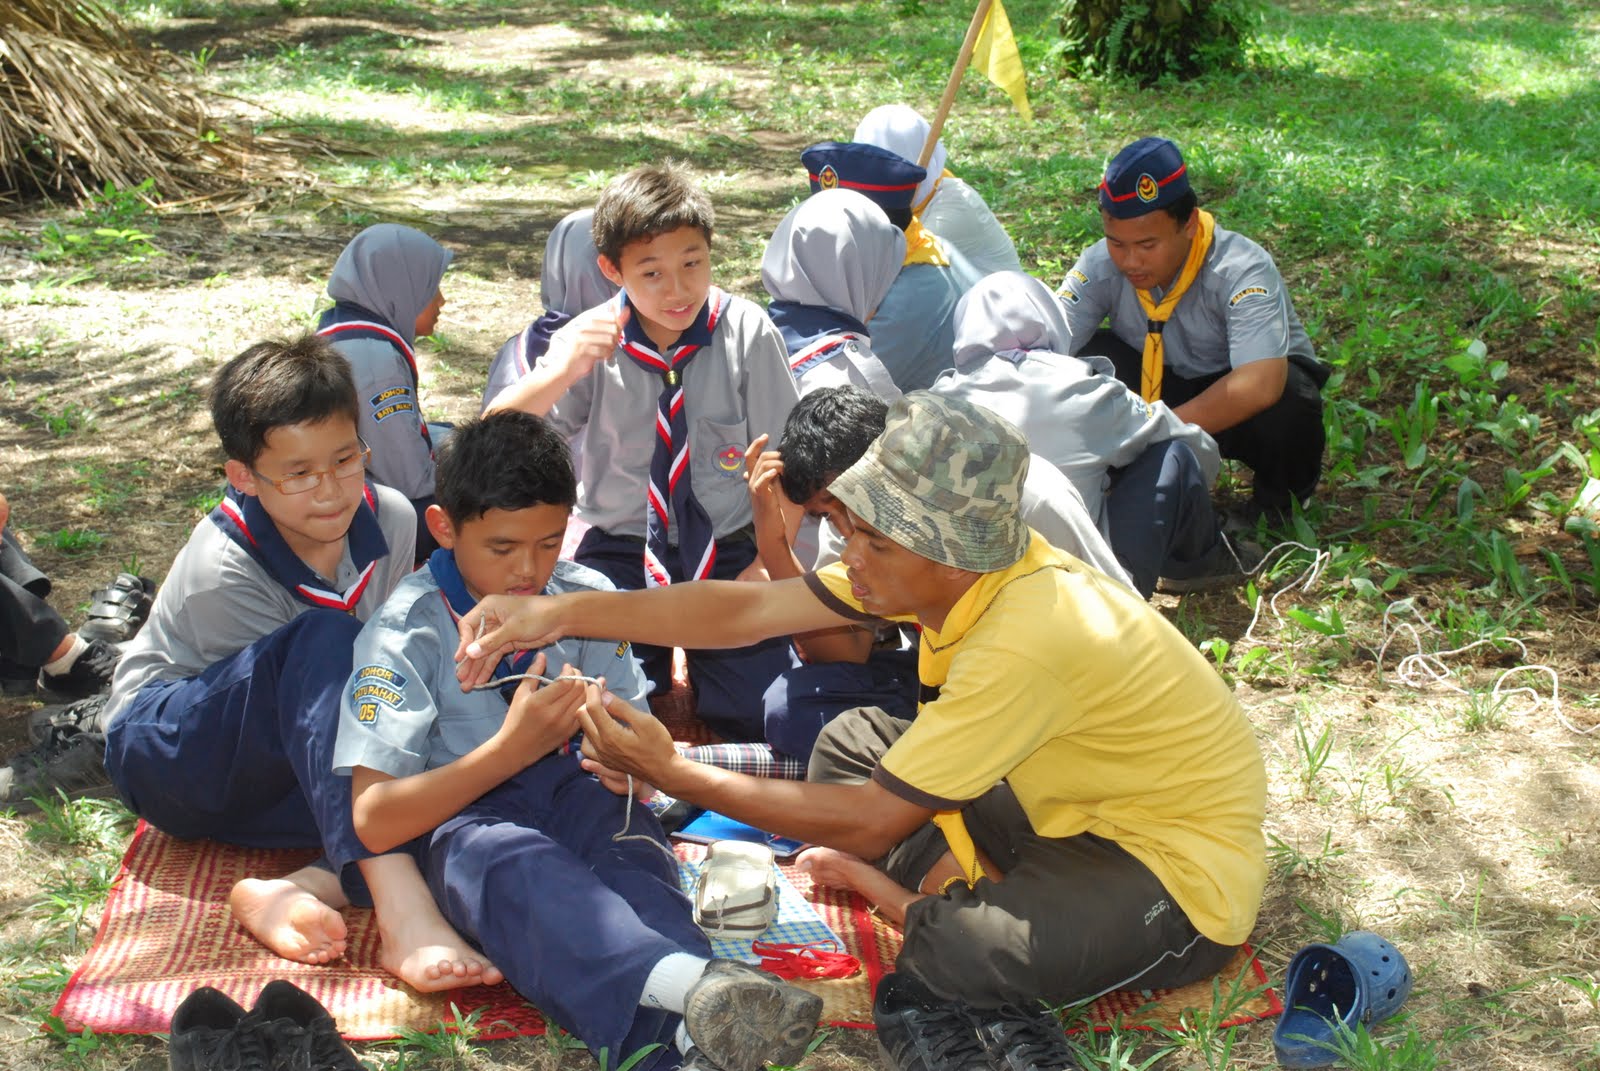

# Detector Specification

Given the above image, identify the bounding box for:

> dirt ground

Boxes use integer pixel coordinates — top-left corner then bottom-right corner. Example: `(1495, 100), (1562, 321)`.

(4, 3), (1600, 1070)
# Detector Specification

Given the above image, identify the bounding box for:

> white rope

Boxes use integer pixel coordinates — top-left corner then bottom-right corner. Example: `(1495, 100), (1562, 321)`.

(1238, 540), (1332, 643)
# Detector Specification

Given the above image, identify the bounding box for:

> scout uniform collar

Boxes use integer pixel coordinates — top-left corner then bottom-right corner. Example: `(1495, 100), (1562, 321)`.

(428, 547), (538, 697)
(209, 482), (387, 613)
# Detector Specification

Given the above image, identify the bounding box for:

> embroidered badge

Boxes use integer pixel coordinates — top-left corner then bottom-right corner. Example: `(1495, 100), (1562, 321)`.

(355, 665), (408, 689)
(614, 640), (631, 658)
(1136, 173), (1159, 202)
(714, 443), (744, 476)
(1067, 268), (1089, 286)
(373, 400), (417, 422)
(356, 701), (380, 724)
(1229, 285), (1271, 307)
(1060, 287), (1081, 304)
(370, 386), (411, 407)
(818, 164), (840, 190)
(351, 681), (403, 708)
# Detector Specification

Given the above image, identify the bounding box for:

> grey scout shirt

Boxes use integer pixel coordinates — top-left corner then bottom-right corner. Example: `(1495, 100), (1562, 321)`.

(331, 560), (650, 777)
(1057, 224), (1315, 380)
(544, 293), (799, 540)
(929, 354), (1220, 534)
(104, 484), (417, 727)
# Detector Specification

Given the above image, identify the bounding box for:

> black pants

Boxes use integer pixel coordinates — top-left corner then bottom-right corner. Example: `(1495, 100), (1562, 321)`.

(0, 528), (70, 675)
(1092, 328), (1327, 510)
(808, 706), (1237, 1008)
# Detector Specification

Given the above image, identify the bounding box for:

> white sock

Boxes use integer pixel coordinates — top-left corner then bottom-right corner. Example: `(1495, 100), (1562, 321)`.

(42, 635), (87, 677)
(675, 1022), (693, 1055)
(639, 952), (710, 1014)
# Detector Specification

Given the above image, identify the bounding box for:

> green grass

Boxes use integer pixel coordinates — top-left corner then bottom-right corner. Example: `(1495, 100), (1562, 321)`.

(7, 1), (1599, 1068)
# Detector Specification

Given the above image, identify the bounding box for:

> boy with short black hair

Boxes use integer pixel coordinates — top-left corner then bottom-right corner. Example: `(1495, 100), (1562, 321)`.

(332, 410), (822, 1071)
(32, 334), (496, 993)
(486, 163), (800, 742)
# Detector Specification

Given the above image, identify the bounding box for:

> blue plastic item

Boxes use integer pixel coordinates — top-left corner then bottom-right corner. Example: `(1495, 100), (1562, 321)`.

(1272, 930), (1412, 1067)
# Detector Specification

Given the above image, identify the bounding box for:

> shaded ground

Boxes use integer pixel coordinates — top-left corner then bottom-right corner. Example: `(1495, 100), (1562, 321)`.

(3, 1), (1600, 1069)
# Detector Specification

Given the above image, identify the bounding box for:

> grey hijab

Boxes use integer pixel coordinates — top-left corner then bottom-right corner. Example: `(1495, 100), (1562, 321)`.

(543, 209), (617, 315)
(952, 271), (1077, 369)
(760, 188), (907, 323)
(854, 104), (947, 209)
(326, 223), (452, 346)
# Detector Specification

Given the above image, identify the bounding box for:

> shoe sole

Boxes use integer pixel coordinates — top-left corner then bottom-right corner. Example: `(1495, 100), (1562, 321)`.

(685, 976), (823, 1071)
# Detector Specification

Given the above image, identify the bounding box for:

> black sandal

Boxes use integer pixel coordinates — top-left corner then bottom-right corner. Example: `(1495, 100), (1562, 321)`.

(77, 572), (155, 644)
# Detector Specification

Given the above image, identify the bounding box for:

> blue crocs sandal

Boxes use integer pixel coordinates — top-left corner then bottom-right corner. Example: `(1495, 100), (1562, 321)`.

(1273, 930), (1412, 1068)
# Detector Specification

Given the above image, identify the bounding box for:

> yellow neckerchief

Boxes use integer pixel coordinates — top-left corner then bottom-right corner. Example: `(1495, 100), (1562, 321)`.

(912, 168), (953, 215)
(902, 218), (950, 268)
(932, 811), (986, 891)
(1134, 208), (1215, 403)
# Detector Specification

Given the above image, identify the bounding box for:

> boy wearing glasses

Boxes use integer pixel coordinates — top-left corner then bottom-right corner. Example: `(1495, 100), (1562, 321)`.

(65, 335), (499, 992)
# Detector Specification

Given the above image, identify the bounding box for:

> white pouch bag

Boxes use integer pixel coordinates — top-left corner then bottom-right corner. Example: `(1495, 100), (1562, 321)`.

(693, 840), (778, 938)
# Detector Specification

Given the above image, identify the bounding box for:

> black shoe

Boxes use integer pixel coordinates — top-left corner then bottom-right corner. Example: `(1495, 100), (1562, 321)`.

(0, 726), (114, 814)
(873, 972), (988, 1071)
(683, 958), (824, 1071)
(970, 1002), (1075, 1071)
(38, 638), (120, 701)
(29, 692), (111, 746)
(78, 572), (156, 644)
(169, 986), (272, 1071)
(252, 979), (363, 1071)
(1156, 532), (1262, 596)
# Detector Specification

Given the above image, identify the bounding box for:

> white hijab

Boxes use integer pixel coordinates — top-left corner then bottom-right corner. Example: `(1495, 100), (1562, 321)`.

(854, 104), (948, 209)
(761, 188), (907, 323)
(326, 224), (452, 346)
(952, 271), (1076, 370)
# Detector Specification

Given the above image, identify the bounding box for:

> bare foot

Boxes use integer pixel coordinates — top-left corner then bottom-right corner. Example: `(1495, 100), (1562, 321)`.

(797, 846), (920, 926)
(376, 911), (506, 992)
(229, 869), (349, 965)
(361, 853), (505, 992)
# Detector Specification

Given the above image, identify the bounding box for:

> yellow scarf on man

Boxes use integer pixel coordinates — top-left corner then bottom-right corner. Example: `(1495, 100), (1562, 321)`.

(932, 811), (987, 891)
(1134, 208), (1215, 402)
(902, 218), (950, 269)
(912, 168), (953, 215)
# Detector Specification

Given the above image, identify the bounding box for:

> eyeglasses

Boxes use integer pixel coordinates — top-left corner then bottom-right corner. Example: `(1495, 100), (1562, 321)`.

(251, 441), (371, 495)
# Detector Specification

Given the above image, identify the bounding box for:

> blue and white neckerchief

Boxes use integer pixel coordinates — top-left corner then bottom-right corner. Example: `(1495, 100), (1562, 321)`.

(209, 482), (387, 614)
(429, 548), (537, 702)
(316, 301), (434, 452)
(616, 287), (730, 588)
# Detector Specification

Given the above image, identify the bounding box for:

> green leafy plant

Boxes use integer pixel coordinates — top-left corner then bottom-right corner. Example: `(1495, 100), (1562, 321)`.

(1056, 0), (1261, 83)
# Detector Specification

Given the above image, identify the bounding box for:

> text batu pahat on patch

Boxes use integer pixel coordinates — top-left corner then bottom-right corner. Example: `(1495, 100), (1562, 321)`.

(827, 391), (1030, 573)
(1098, 136), (1191, 219)
(800, 141), (927, 214)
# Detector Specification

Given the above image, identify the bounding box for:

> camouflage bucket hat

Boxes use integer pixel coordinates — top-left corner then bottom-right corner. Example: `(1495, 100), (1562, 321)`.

(828, 391), (1029, 572)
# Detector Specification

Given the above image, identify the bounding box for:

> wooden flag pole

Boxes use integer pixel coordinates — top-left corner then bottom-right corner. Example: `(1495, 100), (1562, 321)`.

(918, 0), (994, 167)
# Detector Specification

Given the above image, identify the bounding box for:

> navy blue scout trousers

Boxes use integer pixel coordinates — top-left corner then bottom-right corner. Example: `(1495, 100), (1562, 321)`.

(425, 754), (707, 1071)
(1104, 440), (1223, 599)
(104, 609), (366, 860)
(575, 527), (792, 742)
(762, 647), (919, 760)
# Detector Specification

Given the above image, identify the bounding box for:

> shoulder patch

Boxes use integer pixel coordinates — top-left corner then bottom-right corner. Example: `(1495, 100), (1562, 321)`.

(370, 386), (412, 407)
(356, 700), (381, 724)
(1067, 268), (1089, 286)
(351, 680), (404, 708)
(355, 665), (408, 689)
(614, 640), (631, 658)
(1059, 287), (1081, 305)
(373, 400), (417, 422)
(1229, 285), (1271, 307)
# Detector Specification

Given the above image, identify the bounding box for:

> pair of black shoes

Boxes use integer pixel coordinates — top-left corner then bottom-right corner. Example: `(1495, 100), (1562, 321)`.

(169, 980), (363, 1071)
(874, 973), (1075, 1071)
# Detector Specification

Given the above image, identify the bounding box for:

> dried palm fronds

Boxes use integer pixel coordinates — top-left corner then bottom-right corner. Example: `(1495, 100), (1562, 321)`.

(0, 0), (315, 207)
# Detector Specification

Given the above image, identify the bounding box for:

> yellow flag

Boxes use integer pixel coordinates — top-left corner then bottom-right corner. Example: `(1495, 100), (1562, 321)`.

(971, 0), (1033, 122)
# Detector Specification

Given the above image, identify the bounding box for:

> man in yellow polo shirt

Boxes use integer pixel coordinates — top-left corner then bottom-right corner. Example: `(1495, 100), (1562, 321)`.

(453, 393), (1267, 1071)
